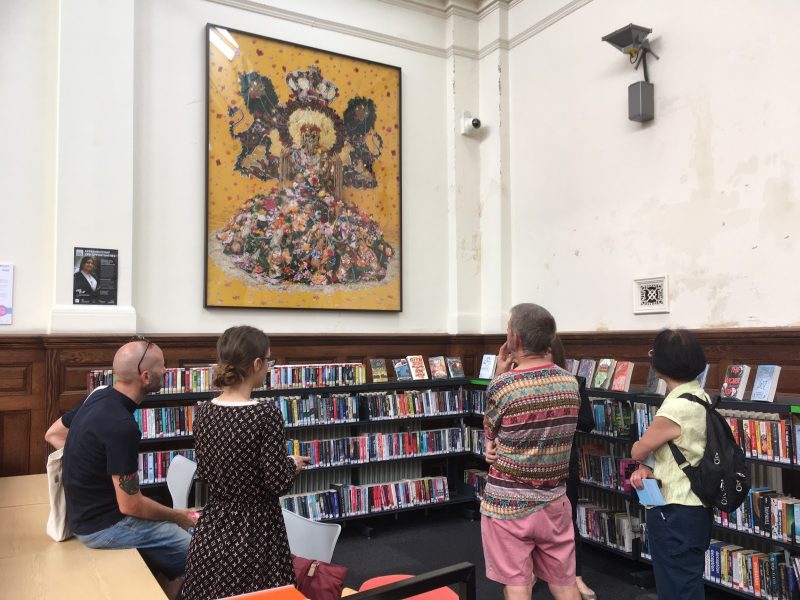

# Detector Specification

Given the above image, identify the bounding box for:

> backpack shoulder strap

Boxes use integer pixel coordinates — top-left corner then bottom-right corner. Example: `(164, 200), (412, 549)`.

(678, 392), (714, 408)
(667, 393), (711, 469)
(668, 440), (691, 469)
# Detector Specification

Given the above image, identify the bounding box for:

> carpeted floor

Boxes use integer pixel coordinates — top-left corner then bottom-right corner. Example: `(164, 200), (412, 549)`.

(331, 508), (738, 599)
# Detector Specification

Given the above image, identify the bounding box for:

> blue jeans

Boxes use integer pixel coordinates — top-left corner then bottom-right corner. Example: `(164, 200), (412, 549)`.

(646, 504), (712, 600)
(76, 516), (191, 580)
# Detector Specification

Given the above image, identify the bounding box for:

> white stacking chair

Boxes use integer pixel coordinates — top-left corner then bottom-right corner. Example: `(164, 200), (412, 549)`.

(281, 507), (341, 562)
(166, 455), (197, 509)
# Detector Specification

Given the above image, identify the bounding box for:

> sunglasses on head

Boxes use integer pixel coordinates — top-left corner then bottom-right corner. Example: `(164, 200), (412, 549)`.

(129, 336), (153, 374)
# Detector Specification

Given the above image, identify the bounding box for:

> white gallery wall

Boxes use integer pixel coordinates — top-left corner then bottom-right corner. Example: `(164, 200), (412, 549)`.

(3, 0), (799, 335)
(1, 0), (57, 332)
(508, 0), (800, 331)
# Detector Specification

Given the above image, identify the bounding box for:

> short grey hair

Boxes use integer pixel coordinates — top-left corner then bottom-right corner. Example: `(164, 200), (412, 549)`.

(509, 303), (557, 354)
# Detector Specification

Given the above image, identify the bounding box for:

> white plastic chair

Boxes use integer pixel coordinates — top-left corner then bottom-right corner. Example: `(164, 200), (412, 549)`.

(281, 508), (341, 562)
(167, 455), (197, 509)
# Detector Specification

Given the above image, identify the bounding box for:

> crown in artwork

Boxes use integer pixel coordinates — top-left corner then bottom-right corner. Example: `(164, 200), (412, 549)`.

(286, 65), (339, 105)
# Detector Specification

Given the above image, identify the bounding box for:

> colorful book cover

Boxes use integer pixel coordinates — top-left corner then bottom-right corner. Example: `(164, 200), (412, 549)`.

(644, 366), (667, 395)
(406, 355), (429, 380)
(428, 356), (448, 379)
(720, 364), (751, 400)
(751, 365), (781, 403)
(593, 358), (616, 390)
(478, 354), (497, 379)
(392, 358), (412, 381)
(564, 358), (579, 375)
(577, 359), (596, 386)
(446, 356), (465, 378)
(610, 361), (634, 392)
(369, 358), (388, 383)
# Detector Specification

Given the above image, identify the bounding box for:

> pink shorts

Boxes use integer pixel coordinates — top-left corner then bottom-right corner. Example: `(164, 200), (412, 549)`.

(481, 496), (576, 587)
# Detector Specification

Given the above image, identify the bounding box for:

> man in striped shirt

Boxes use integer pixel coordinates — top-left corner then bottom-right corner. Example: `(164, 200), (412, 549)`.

(481, 303), (581, 600)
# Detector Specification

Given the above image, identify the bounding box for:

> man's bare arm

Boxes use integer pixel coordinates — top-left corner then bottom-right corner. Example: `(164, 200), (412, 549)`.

(112, 473), (194, 529)
(45, 418), (69, 450)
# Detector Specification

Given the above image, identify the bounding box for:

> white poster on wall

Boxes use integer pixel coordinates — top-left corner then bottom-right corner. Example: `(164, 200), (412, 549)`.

(0, 264), (13, 324)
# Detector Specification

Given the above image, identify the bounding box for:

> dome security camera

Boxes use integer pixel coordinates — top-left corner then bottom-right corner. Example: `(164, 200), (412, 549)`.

(461, 111), (482, 136)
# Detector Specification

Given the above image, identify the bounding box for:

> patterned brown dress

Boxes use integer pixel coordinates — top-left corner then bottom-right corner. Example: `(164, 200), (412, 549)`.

(180, 400), (296, 600)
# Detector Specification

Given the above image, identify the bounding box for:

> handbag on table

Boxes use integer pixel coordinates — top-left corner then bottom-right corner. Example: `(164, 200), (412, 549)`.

(46, 447), (72, 541)
(292, 554), (348, 600)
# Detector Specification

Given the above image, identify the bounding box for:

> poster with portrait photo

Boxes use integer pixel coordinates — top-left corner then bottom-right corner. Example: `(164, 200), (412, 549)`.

(73, 247), (118, 305)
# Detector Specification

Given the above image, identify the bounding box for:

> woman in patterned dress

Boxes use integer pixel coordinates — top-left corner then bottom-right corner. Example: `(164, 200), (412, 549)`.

(180, 326), (310, 600)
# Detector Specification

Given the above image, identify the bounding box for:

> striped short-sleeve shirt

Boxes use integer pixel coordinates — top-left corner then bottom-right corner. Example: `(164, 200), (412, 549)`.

(480, 364), (579, 520)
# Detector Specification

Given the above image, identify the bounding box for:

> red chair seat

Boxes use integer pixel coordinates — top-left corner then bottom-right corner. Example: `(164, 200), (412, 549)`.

(358, 574), (458, 599)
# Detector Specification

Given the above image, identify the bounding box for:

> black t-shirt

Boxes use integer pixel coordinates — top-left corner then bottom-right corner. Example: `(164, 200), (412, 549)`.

(62, 386), (141, 535)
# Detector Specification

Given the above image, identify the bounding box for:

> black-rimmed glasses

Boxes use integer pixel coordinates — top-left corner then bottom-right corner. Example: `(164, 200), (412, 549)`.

(130, 336), (153, 374)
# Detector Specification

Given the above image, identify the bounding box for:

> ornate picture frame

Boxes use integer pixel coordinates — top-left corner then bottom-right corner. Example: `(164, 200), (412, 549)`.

(205, 25), (402, 311)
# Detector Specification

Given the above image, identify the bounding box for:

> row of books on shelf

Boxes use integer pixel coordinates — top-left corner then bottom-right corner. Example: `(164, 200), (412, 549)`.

(576, 502), (638, 553)
(89, 367), (223, 394)
(132, 390), (487, 437)
(278, 389), (466, 426)
(269, 363), (366, 389)
(724, 411), (795, 464)
(136, 405), (197, 439)
(578, 445), (637, 492)
(590, 398), (633, 438)
(279, 476), (451, 521)
(566, 357), (784, 403)
(364, 389), (464, 420)
(138, 449), (196, 485)
(716, 488), (800, 544)
(285, 427), (466, 467)
(584, 397), (799, 464)
(704, 541), (798, 599)
(369, 356), (466, 382)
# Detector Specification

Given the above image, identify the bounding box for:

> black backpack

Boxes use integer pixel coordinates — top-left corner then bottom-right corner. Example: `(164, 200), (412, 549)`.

(668, 393), (750, 512)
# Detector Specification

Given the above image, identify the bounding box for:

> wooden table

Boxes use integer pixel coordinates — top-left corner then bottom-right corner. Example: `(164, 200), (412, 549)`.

(0, 473), (49, 508)
(0, 475), (166, 599)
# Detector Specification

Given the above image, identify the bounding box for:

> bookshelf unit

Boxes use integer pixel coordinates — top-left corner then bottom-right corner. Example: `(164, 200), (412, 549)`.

(89, 370), (480, 524)
(576, 384), (800, 600)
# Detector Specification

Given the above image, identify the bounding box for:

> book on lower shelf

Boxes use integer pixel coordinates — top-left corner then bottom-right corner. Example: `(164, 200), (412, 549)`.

(281, 476), (451, 520)
(576, 500), (638, 553)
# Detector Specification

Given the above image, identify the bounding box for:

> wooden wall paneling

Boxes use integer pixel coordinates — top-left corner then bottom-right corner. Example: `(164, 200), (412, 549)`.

(4, 328), (800, 476)
(0, 338), (46, 474)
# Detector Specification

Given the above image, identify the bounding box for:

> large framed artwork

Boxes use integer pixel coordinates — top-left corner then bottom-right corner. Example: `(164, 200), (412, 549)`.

(205, 25), (402, 311)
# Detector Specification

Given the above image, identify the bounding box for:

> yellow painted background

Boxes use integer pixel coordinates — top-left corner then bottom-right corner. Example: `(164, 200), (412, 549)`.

(206, 29), (401, 311)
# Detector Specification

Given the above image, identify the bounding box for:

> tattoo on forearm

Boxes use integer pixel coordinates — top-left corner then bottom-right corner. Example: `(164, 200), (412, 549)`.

(118, 473), (140, 495)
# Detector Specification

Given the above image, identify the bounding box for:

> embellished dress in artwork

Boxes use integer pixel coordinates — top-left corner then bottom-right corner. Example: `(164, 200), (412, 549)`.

(179, 401), (296, 600)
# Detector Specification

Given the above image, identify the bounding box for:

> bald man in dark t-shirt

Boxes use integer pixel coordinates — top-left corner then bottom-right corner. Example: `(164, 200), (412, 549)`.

(45, 340), (194, 600)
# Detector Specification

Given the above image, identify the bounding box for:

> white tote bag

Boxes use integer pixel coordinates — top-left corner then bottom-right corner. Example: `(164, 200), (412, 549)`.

(46, 447), (72, 541)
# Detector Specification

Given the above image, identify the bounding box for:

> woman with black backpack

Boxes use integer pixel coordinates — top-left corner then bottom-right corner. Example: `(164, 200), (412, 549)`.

(629, 329), (713, 600)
